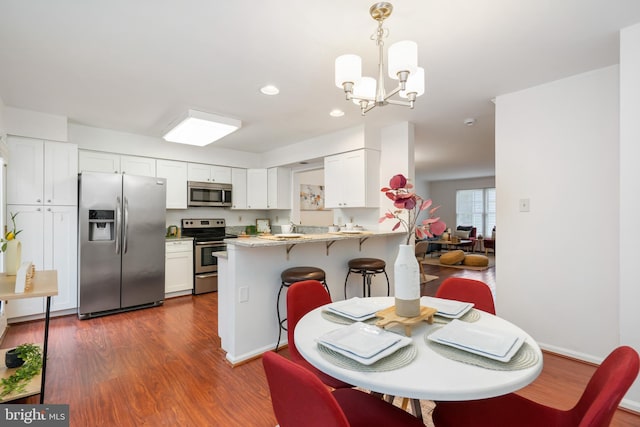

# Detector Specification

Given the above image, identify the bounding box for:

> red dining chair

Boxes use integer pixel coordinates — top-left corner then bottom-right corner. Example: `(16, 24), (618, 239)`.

(435, 277), (496, 314)
(263, 351), (425, 427)
(286, 279), (351, 389)
(432, 346), (639, 427)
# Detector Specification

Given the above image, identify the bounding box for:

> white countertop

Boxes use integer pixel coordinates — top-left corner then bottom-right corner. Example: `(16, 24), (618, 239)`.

(225, 231), (403, 247)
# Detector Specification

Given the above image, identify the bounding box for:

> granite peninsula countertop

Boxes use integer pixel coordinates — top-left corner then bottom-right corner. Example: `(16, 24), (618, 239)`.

(224, 231), (404, 248)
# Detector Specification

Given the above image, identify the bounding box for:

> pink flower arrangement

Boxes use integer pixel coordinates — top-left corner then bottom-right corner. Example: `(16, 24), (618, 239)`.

(379, 174), (447, 245)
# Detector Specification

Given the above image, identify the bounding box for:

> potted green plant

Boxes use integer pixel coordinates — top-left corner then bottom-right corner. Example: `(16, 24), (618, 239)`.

(1, 343), (43, 398)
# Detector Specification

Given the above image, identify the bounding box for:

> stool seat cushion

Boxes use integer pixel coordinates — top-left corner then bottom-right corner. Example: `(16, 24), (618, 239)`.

(463, 254), (489, 267)
(439, 250), (465, 265)
(281, 266), (326, 283)
(348, 258), (386, 270)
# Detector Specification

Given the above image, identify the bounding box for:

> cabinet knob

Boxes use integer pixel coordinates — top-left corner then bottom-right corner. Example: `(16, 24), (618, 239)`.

(47, 199), (52, 203)
(47, 208), (52, 212)
(37, 199), (41, 203)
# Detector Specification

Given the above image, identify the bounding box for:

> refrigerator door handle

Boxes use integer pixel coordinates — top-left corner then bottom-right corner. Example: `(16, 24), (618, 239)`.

(123, 197), (129, 254)
(115, 196), (122, 254)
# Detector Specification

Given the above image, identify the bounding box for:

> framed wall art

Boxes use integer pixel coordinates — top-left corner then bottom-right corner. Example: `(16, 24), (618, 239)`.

(300, 184), (325, 210)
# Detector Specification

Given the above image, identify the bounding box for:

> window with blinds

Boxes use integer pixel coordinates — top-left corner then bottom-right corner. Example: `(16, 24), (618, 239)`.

(456, 188), (496, 237)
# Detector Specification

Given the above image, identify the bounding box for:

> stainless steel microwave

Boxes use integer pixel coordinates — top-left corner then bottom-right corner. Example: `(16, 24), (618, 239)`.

(187, 181), (232, 207)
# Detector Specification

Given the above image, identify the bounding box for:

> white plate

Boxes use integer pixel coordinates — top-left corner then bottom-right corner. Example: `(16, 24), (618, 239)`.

(317, 322), (412, 365)
(273, 233), (304, 238)
(428, 319), (525, 362)
(326, 298), (389, 321)
(420, 296), (474, 319)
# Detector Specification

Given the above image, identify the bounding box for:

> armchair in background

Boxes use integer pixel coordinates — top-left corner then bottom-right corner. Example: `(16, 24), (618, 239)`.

(454, 226), (477, 252)
(483, 226), (496, 255)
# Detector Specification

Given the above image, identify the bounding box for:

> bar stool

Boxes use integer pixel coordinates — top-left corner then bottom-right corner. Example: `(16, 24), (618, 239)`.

(276, 267), (329, 352)
(344, 258), (390, 299)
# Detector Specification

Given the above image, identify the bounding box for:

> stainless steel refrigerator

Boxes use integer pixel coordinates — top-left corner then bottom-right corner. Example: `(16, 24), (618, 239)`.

(78, 172), (166, 319)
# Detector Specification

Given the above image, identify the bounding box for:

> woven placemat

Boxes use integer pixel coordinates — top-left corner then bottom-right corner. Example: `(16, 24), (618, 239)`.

(424, 328), (540, 371)
(321, 310), (379, 325)
(317, 343), (417, 372)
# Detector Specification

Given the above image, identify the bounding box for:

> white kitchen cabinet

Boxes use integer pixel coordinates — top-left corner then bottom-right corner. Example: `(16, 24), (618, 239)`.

(187, 163), (232, 183)
(267, 167), (291, 209)
(324, 149), (380, 208)
(165, 240), (193, 294)
(3, 205), (77, 319)
(246, 169), (268, 209)
(45, 205), (78, 312)
(156, 160), (188, 209)
(231, 168), (247, 210)
(4, 206), (45, 318)
(7, 137), (78, 206)
(79, 150), (121, 174)
(121, 155), (156, 177)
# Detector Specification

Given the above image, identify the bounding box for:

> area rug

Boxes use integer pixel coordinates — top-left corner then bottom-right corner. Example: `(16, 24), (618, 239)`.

(421, 254), (495, 271)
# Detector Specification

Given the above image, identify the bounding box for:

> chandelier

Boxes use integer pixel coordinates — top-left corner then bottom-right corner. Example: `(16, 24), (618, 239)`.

(335, 2), (424, 116)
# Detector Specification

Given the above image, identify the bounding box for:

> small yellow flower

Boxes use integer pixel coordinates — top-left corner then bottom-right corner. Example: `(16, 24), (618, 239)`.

(6, 232), (15, 241)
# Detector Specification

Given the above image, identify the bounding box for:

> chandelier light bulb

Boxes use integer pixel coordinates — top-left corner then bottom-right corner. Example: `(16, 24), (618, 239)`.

(335, 54), (362, 89)
(388, 40), (418, 81)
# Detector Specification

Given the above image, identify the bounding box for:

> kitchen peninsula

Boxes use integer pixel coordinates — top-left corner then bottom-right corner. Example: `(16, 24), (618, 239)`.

(217, 231), (405, 364)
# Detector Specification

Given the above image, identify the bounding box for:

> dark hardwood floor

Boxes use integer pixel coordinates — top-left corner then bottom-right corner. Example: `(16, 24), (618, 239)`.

(1, 261), (638, 426)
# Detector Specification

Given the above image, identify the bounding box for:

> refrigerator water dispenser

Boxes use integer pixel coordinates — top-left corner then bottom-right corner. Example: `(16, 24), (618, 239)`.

(88, 210), (115, 241)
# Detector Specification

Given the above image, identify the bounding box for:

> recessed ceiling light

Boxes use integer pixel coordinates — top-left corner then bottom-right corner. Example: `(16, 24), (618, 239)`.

(329, 109), (345, 117)
(163, 109), (242, 146)
(260, 85), (280, 95)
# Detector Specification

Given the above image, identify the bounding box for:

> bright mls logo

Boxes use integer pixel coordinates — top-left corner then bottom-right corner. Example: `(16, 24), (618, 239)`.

(2, 405), (69, 426)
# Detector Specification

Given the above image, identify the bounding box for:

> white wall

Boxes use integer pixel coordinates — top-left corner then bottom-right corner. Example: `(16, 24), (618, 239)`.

(428, 177), (496, 233)
(496, 65), (630, 396)
(69, 123), (261, 168)
(619, 22), (640, 408)
(4, 106), (67, 142)
(262, 126), (366, 168)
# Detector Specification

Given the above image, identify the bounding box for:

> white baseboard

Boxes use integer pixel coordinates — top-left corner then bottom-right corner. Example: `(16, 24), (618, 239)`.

(539, 342), (640, 412)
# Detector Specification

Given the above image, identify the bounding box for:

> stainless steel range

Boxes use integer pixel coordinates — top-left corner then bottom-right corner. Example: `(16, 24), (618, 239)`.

(181, 218), (236, 295)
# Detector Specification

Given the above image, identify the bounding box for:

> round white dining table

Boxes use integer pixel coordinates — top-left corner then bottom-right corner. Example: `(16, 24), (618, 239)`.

(294, 297), (543, 401)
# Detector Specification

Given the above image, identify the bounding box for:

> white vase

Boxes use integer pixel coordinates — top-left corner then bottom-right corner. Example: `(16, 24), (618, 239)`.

(4, 239), (22, 276)
(394, 244), (421, 317)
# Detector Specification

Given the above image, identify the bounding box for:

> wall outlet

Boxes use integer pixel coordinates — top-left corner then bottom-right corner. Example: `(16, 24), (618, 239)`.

(239, 287), (249, 303)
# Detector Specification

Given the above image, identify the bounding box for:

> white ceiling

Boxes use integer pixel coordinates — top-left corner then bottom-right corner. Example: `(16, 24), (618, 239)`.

(2, 1), (640, 180)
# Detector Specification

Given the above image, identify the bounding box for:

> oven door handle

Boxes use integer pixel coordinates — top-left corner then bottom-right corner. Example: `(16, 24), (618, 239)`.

(195, 272), (218, 279)
(195, 241), (226, 247)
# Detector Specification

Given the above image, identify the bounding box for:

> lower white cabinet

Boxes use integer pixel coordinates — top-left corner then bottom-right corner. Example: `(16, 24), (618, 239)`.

(165, 240), (193, 294)
(4, 205), (77, 319)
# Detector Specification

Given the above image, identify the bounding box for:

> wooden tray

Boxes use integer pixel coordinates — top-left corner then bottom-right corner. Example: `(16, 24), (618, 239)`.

(375, 306), (437, 336)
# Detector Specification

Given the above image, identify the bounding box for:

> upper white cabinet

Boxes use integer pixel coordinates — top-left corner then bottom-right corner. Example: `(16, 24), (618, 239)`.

(246, 169), (268, 209)
(7, 136), (78, 206)
(245, 168), (291, 210)
(187, 163), (231, 183)
(78, 150), (121, 173)
(79, 151), (156, 177)
(121, 155), (156, 177)
(324, 149), (380, 208)
(156, 160), (188, 209)
(231, 168), (248, 210)
(267, 167), (291, 209)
